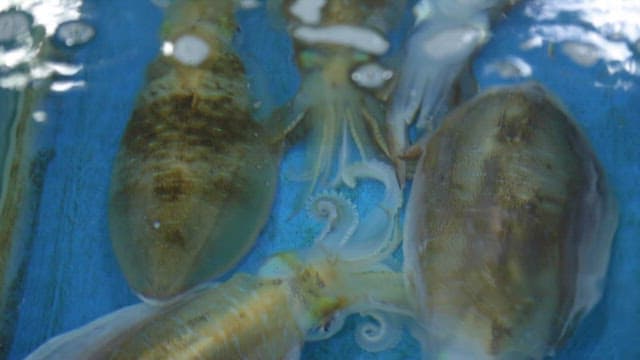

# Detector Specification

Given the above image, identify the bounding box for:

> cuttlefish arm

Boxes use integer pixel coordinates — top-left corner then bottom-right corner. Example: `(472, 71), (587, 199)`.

(388, 0), (520, 183)
(282, 52), (392, 214)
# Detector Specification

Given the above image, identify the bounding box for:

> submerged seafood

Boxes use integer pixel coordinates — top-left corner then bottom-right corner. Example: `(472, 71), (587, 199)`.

(26, 253), (407, 360)
(270, 0), (405, 209)
(387, 0), (517, 183)
(28, 169), (408, 359)
(109, 0), (281, 300)
(403, 83), (618, 358)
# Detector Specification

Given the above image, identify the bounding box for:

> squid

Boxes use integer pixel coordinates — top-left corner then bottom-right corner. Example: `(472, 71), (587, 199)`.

(403, 83), (618, 358)
(27, 161), (409, 359)
(109, 0), (283, 300)
(386, 0), (518, 183)
(268, 0), (406, 210)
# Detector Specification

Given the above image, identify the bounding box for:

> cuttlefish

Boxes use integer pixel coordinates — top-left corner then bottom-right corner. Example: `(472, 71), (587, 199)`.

(109, 0), (282, 300)
(403, 83), (618, 358)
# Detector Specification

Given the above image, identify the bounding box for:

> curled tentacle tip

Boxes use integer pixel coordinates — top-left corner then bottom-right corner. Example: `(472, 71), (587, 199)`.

(306, 190), (355, 218)
(340, 160), (402, 213)
(355, 311), (403, 353)
(306, 190), (360, 251)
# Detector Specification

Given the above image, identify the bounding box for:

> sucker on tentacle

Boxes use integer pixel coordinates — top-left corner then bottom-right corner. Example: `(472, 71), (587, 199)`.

(109, 0), (284, 300)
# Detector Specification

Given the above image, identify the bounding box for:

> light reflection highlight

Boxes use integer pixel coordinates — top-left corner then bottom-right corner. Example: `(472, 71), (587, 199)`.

(483, 56), (533, 78)
(50, 80), (85, 92)
(520, 0), (640, 77)
(1, 0), (82, 36)
(0, 1), (86, 90)
(527, 25), (632, 63)
(524, 0), (640, 43)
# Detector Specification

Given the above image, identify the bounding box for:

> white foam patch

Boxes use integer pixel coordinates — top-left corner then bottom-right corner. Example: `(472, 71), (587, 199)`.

(173, 35), (210, 66)
(293, 25), (389, 55)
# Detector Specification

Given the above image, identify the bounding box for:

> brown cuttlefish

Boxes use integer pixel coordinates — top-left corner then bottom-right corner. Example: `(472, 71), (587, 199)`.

(403, 83), (618, 359)
(109, 0), (282, 300)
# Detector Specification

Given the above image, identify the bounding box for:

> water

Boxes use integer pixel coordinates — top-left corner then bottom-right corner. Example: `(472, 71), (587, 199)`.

(1, 0), (638, 358)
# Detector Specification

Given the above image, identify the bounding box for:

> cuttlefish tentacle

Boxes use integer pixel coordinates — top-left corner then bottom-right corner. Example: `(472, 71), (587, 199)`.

(354, 310), (405, 353)
(387, 0), (519, 184)
(307, 190), (359, 250)
(284, 60), (391, 213)
(335, 160), (403, 264)
(304, 159), (402, 266)
(268, 0), (406, 212)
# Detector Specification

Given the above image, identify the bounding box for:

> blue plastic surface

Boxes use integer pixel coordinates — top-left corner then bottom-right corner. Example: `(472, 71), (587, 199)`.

(6, 0), (640, 359)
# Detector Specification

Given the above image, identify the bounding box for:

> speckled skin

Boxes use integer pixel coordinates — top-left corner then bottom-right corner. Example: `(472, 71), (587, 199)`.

(109, 0), (281, 300)
(403, 83), (617, 359)
(102, 275), (305, 360)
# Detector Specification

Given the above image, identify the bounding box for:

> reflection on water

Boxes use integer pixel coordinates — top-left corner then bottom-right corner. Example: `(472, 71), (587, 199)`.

(521, 0), (640, 80)
(525, 0), (640, 41)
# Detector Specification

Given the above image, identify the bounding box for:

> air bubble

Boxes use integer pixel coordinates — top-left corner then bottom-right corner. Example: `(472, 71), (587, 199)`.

(55, 20), (95, 47)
